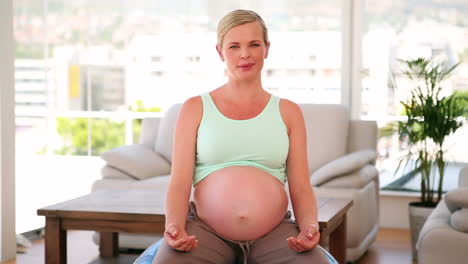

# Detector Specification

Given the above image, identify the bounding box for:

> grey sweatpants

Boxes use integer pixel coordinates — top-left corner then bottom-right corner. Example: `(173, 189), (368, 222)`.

(153, 202), (330, 264)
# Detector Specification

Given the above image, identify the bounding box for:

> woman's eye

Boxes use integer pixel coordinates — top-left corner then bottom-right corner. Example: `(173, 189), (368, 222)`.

(229, 45), (239, 49)
(251, 43), (260, 47)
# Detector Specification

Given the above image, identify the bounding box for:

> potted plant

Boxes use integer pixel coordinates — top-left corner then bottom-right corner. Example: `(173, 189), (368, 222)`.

(395, 57), (466, 260)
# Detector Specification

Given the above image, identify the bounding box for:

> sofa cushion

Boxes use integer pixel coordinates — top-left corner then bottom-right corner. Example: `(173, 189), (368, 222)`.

(319, 165), (378, 188)
(311, 150), (376, 186)
(101, 144), (171, 180)
(101, 164), (136, 180)
(299, 104), (349, 173)
(445, 188), (468, 212)
(154, 104), (183, 162)
(450, 209), (468, 233)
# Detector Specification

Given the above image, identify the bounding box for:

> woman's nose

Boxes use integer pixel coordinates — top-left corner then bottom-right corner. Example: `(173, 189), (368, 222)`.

(240, 48), (250, 59)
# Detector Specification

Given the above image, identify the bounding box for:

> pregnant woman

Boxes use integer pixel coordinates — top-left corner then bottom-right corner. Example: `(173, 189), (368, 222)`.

(154, 9), (329, 264)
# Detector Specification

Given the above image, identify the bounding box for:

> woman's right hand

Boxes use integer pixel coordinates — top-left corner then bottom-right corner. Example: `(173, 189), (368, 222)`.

(164, 223), (198, 252)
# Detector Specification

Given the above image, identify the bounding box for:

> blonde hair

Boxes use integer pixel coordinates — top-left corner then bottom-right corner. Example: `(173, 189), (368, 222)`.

(217, 9), (269, 47)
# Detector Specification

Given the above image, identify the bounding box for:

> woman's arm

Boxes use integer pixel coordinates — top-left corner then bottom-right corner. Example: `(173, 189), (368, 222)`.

(164, 96), (202, 251)
(280, 99), (320, 252)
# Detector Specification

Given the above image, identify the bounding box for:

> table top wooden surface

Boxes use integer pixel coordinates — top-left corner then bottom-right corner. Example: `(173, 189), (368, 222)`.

(37, 190), (353, 230)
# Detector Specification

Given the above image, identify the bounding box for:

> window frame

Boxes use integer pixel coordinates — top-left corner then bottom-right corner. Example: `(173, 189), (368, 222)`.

(1, 0), (16, 260)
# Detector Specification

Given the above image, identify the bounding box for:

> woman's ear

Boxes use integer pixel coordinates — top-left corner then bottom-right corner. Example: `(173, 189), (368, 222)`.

(264, 41), (270, 59)
(216, 45), (224, 62)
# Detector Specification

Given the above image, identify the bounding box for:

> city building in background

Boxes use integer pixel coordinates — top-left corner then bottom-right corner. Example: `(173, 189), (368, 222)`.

(77, 65), (125, 111)
(15, 59), (54, 128)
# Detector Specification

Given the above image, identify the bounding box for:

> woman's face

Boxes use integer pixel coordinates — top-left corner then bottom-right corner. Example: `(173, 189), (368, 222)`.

(217, 22), (270, 82)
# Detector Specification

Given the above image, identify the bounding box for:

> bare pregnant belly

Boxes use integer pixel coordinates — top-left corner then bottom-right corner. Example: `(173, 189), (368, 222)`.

(193, 166), (288, 241)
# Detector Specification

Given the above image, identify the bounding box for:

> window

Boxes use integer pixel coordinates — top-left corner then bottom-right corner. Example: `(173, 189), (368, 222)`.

(362, 0), (468, 192)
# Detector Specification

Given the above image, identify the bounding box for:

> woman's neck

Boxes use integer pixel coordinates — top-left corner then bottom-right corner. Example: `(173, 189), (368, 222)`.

(224, 78), (266, 101)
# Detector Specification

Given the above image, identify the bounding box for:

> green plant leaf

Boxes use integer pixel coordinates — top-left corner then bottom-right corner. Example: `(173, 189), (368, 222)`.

(394, 56), (467, 204)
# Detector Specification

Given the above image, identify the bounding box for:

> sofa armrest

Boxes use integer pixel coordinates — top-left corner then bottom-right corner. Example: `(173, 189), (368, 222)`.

(319, 165), (378, 189)
(311, 150), (377, 186)
(313, 182), (379, 248)
(417, 200), (451, 250)
(417, 200), (468, 264)
(347, 120), (378, 154)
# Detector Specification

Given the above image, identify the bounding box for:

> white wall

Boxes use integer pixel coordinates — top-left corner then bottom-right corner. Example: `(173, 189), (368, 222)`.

(0, 0), (17, 261)
(379, 191), (420, 229)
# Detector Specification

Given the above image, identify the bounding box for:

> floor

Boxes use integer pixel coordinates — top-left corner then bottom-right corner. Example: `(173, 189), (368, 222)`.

(356, 228), (415, 264)
(3, 228), (415, 264)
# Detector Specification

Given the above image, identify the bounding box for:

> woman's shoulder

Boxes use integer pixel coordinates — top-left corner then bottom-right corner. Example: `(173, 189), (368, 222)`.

(278, 98), (305, 131)
(178, 95), (203, 123)
(183, 95), (203, 108)
(279, 98), (303, 117)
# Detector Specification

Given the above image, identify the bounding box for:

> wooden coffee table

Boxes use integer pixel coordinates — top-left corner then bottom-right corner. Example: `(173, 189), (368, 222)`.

(37, 190), (352, 264)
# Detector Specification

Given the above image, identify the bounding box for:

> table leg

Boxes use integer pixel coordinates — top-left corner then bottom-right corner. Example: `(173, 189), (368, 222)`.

(45, 217), (67, 264)
(100, 232), (119, 257)
(330, 215), (347, 264)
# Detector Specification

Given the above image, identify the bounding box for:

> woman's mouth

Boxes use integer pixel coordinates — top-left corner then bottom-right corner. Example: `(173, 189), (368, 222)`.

(239, 63), (255, 70)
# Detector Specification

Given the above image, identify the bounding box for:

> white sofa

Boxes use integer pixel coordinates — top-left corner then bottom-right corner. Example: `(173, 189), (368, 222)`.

(417, 166), (468, 264)
(92, 103), (379, 262)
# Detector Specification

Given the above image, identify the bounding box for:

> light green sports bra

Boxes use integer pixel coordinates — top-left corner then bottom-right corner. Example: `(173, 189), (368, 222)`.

(193, 93), (289, 185)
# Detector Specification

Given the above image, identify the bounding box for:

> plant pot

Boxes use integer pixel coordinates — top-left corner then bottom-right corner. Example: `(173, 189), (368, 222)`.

(408, 202), (435, 261)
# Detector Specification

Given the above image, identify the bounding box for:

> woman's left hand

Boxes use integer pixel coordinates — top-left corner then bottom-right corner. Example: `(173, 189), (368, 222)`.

(286, 223), (320, 253)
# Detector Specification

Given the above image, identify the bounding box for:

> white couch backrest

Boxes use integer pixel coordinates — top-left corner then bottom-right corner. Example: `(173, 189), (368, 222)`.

(154, 104), (183, 162)
(299, 104), (349, 173)
(459, 166), (468, 187)
(153, 103), (350, 171)
(139, 118), (161, 147)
